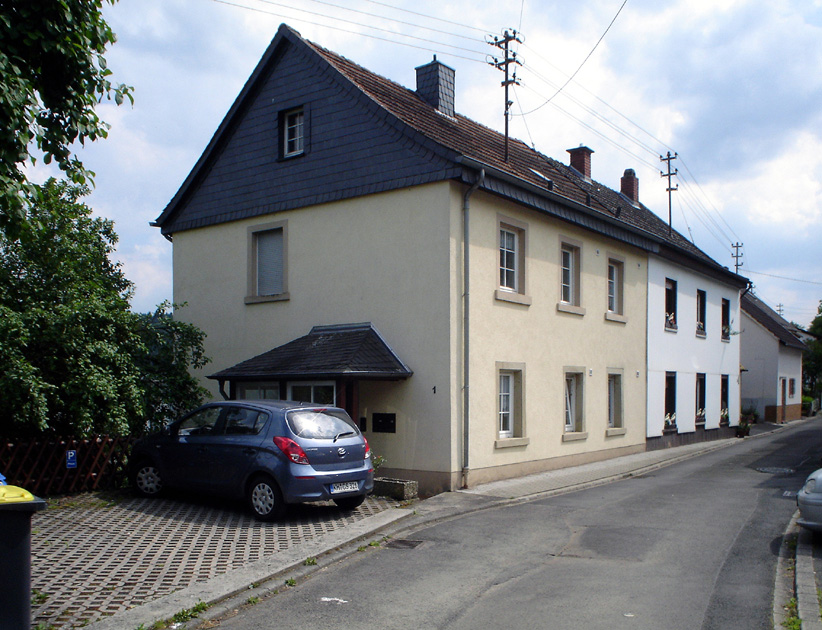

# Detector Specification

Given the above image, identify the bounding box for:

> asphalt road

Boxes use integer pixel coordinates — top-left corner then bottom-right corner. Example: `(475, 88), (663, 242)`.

(212, 421), (822, 630)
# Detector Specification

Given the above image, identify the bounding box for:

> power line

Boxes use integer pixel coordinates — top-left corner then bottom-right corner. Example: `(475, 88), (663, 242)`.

(745, 270), (822, 286)
(210, 0), (489, 63)
(362, 0), (489, 35)
(516, 0), (628, 116)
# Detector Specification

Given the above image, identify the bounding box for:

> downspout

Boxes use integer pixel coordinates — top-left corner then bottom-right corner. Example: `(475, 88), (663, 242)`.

(462, 169), (485, 489)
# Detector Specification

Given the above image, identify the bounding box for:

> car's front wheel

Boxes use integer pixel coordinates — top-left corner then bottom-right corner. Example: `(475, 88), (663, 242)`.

(132, 461), (163, 497)
(333, 494), (365, 511)
(247, 475), (286, 521)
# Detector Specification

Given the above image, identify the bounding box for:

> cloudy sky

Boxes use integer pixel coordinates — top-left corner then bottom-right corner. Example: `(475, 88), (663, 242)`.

(45, 0), (822, 326)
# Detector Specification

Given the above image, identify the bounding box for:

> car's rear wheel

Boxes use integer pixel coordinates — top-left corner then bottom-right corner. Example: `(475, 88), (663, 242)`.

(247, 475), (285, 521)
(333, 494), (365, 511)
(133, 461), (163, 497)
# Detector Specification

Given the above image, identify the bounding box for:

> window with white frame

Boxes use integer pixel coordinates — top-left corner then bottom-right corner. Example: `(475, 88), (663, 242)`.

(499, 228), (518, 292)
(607, 373), (623, 429)
(247, 221), (289, 303)
(282, 107), (305, 157)
(607, 259), (624, 314)
(238, 382), (281, 400)
(564, 371), (584, 433)
(560, 244), (581, 306)
(496, 364), (525, 441)
(499, 372), (514, 438)
(288, 381), (335, 405)
(496, 218), (528, 303)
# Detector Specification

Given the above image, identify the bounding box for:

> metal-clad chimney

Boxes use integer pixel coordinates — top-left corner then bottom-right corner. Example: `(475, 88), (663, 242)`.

(416, 56), (455, 117)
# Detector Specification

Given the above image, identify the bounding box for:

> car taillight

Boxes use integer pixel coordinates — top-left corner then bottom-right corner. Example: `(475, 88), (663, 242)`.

(273, 436), (310, 465)
(363, 436), (371, 459)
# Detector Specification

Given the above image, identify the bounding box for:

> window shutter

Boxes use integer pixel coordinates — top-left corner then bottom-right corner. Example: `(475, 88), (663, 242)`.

(257, 229), (283, 295)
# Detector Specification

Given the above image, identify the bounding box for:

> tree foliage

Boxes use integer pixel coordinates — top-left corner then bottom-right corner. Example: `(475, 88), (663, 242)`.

(0, 180), (209, 438)
(0, 0), (132, 238)
(804, 300), (822, 398)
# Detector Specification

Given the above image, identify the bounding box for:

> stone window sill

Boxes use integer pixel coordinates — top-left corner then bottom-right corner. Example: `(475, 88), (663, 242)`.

(557, 303), (586, 317)
(495, 289), (532, 306)
(605, 312), (627, 324)
(245, 292), (290, 304)
(495, 437), (530, 449)
(605, 427), (626, 437)
(562, 431), (588, 442)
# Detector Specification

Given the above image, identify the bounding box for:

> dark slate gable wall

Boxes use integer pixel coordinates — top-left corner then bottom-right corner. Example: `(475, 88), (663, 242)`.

(162, 40), (460, 235)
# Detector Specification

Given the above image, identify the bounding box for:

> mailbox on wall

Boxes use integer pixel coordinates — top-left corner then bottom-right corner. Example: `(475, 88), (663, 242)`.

(372, 413), (396, 433)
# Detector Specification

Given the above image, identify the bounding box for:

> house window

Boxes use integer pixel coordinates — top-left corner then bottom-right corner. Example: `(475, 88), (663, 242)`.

(607, 373), (623, 429)
(283, 107), (305, 157)
(720, 374), (729, 425)
(561, 243), (581, 305)
(721, 298), (731, 340)
(665, 278), (678, 329)
(495, 218), (529, 305)
(695, 373), (706, 425)
(789, 378), (796, 398)
(247, 221), (289, 303)
(696, 290), (707, 336)
(607, 259), (625, 315)
(564, 371), (584, 434)
(664, 371), (677, 430)
(288, 381), (336, 405)
(499, 228), (518, 292)
(238, 383), (281, 400)
(496, 364), (525, 442)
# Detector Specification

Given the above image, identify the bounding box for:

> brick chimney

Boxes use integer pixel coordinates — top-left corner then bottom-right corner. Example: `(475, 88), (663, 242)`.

(416, 56), (455, 117)
(567, 146), (594, 180)
(620, 168), (639, 203)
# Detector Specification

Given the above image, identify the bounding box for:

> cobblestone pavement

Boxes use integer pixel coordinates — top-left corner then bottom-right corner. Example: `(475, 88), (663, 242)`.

(30, 491), (400, 629)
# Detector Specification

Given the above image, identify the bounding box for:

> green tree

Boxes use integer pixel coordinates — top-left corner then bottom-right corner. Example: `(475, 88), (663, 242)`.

(0, 180), (209, 438)
(804, 300), (822, 399)
(0, 0), (132, 238)
(133, 303), (211, 435)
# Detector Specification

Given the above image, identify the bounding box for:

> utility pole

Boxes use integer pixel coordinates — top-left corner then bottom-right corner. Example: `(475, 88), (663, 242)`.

(731, 242), (744, 274)
(660, 152), (678, 235)
(487, 29), (522, 162)
(777, 303), (784, 317)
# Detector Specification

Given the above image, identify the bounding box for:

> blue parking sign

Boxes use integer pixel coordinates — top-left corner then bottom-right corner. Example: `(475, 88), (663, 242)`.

(66, 450), (77, 469)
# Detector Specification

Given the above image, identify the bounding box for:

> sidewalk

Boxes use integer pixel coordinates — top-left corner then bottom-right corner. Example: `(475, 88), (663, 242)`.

(28, 419), (797, 630)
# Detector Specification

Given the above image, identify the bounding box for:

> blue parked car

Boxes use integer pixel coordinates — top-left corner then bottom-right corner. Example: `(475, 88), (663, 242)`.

(130, 400), (373, 521)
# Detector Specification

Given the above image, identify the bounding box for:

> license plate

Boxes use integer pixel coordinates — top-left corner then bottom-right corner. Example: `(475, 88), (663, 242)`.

(330, 481), (359, 495)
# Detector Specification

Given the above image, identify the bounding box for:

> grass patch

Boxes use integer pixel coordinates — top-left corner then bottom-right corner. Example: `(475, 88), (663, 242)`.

(782, 597), (801, 630)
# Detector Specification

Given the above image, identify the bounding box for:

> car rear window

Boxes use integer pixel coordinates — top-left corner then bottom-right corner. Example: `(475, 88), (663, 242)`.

(287, 409), (359, 440)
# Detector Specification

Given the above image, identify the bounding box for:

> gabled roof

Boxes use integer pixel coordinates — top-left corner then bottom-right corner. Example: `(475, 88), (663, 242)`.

(741, 293), (807, 350)
(209, 323), (413, 381)
(155, 23), (747, 288)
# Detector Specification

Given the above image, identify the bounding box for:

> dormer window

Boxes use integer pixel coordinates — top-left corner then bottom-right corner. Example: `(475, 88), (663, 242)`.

(282, 107), (305, 158)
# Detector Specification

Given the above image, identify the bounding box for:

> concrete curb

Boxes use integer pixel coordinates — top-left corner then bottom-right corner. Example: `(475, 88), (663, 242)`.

(797, 525), (822, 630)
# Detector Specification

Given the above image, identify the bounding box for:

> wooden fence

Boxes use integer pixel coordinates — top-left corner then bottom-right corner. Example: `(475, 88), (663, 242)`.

(0, 436), (135, 496)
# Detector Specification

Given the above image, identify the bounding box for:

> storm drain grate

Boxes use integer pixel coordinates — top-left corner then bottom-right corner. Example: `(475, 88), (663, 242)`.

(385, 539), (425, 549)
(756, 467), (796, 475)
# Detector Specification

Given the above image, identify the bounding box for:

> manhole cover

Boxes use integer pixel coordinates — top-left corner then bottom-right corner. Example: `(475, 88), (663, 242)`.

(756, 467), (795, 475)
(385, 539), (425, 549)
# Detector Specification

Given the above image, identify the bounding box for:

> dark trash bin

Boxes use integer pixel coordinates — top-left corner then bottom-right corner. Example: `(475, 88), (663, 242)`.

(0, 486), (46, 630)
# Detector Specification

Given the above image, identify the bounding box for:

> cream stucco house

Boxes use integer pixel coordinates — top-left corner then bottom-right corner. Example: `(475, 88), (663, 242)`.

(154, 24), (746, 494)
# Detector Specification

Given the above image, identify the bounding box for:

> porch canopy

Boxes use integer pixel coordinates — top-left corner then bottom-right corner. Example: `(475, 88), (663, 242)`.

(209, 322), (412, 400)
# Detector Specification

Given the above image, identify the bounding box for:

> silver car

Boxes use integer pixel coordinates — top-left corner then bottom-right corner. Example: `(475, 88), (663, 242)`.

(797, 468), (822, 532)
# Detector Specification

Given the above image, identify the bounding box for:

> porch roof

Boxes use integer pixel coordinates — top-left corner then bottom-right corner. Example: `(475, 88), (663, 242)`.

(209, 323), (413, 382)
